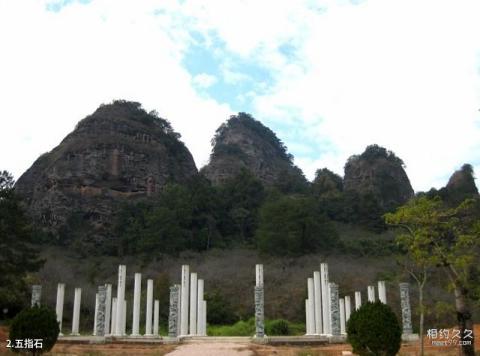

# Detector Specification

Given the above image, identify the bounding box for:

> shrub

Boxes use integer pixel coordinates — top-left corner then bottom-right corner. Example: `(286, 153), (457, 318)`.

(9, 305), (59, 355)
(267, 319), (290, 335)
(346, 301), (401, 356)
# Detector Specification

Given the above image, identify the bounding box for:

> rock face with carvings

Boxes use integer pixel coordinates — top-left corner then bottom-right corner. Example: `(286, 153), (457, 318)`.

(201, 113), (307, 191)
(344, 144), (414, 211)
(15, 100), (197, 245)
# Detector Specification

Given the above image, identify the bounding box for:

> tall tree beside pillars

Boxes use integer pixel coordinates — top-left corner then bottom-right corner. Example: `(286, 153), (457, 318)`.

(385, 196), (480, 356)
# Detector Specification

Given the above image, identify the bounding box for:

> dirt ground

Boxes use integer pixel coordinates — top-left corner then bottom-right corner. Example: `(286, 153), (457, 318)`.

(0, 325), (478, 355)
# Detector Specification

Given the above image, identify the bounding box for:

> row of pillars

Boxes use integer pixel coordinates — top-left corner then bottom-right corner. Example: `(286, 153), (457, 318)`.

(34, 265), (162, 337)
(303, 264), (412, 337)
(167, 265), (207, 337)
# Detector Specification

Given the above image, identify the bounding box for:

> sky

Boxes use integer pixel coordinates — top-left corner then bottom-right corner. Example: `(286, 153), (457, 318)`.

(1, 0), (480, 192)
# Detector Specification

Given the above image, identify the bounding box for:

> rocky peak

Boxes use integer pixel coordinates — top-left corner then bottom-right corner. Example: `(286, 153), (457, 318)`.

(15, 100), (197, 242)
(343, 144), (414, 211)
(201, 113), (307, 191)
(443, 163), (478, 204)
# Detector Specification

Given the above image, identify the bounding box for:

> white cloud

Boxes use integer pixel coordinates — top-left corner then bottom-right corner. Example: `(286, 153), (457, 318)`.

(192, 73), (217, 88)
(0, 0), (232, 179)
(1, 0), (479, 193)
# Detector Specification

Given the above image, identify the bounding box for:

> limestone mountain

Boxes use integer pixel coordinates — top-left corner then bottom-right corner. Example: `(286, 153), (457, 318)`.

(343, 144), (414, 211)
(431, 163), (479, 205)
(15, 100), (197, 243)
(201, 113), (307, 192)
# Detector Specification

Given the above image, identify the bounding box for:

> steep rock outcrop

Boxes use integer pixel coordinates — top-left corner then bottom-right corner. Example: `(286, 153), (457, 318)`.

(343, 144), (414, 211)
(15, 100), (197, 241)
(201, 113), (307, 191)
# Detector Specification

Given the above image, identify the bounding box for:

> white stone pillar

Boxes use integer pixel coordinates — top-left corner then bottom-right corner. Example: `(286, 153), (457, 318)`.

(189, 273), (198, 335)
(71, 288), (82, 336)
(305, 299), (311, 335)
(55, 283), (65, 336)
(203, 300), (207, 336)
(105, 284), (112, 335)
(367, 285), (375, 302)
(132, 273), (142, 336)
(180, 265), (190, 336)
(122, 300), (127, 335)
(93, 293), (99, 335)
(307, 278), (315, 335)
(256, 264), (264, 287)
(320, 263), (330, 334)
(378, 281), (387, 304)
(254, 264), (265, 338)
(197, 279), (204, 335)
(177, 288), (182, 336)
(345, 295), (352, 322)
(115, 265), (126, 336)
(313, 271), (322, 335)
(154, 300), (159, 336)
(111, 298), (117, 335)
(146, 279), (153, 336)
(355, 291), (362, 310)
(339, 298), (346, 335)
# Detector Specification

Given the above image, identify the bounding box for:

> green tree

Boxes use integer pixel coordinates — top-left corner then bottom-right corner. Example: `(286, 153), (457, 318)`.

(219, 169), (266, 244)
(347, 301), (401, 356)
(385, 196), (479, 356)
(256, 195), (338, 255)
(9, 305), (59, 355)
(0, 171), (44, 316)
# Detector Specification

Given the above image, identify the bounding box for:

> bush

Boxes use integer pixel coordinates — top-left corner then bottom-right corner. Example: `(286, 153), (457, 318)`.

(9, 305), (59, 354)
(347, 301), (401, 356)
(266, 319), (290, 335)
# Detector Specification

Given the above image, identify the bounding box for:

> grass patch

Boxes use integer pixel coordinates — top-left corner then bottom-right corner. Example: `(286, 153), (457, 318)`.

(208, 318), (305, 336)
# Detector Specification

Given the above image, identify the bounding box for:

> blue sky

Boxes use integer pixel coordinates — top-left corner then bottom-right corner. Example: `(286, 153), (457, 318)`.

(1, 0), (480, 191)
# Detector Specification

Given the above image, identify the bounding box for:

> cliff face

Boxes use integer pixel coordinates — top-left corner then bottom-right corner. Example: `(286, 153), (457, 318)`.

(15, 100), (197, 241)
(442, 163), (479, 205)
(201, 113), (307, 191)
(343, 145), (414, 211)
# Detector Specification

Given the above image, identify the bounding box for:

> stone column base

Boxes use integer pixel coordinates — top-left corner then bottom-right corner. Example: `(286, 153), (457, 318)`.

(402, 333), (419, 342)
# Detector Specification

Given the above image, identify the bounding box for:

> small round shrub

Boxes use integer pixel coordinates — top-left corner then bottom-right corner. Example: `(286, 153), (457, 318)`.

(267, 319), (290, 335)
(9, 305), (59, 355)
(347, 301), (401, 356)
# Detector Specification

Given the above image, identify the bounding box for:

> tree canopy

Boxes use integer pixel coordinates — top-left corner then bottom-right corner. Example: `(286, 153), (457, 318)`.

(0, 171), (44, 315)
